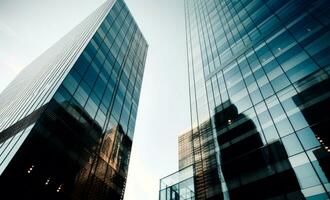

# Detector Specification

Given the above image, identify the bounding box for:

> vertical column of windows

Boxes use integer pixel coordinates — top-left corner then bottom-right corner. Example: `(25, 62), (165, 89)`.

(192, 0), (211, 124)
(185, 0), (199, 127)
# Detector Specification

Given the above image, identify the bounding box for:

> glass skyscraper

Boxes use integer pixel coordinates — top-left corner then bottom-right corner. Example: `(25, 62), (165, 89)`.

(161, 0), (330, 199)
(0, 0), (147, 199)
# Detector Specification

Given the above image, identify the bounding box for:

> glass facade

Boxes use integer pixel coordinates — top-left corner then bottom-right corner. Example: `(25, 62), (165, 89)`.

(0, 0), (147, 199)
(179, 123), (222, 199)
(160, 165), (195, 200)
(184, 0), (330, 199)
(214, 101), (303, 199)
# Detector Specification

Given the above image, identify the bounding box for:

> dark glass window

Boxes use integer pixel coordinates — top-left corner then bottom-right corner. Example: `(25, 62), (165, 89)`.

(74, 84), (89, 107)
(259, 16), (280, 36)
(74, 55), (90, 76)
(53, 85), (72, 104)
(84, 65), (99, 87)
(267, 30), (295, 56)
(94, 77), (107, 99)
(63, 74), (78, 95)
(86, 40), (98, 56)
(289, 14), (321, 42)
(304, 31), (330, 67)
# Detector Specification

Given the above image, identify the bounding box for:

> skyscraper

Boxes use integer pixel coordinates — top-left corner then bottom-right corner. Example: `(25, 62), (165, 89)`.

(0, 0), (147, 199)
(161, 0), (329, 199)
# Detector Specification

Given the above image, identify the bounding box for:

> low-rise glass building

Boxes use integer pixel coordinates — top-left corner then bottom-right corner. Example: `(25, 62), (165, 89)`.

(160, 165), (195, 200)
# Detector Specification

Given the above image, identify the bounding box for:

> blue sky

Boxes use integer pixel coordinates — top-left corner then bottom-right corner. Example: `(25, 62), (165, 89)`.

(0, 0), (190, 199)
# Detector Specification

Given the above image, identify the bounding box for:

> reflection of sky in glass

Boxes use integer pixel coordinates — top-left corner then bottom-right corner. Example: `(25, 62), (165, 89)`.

(160, 165), (195, 200)
(160, 165), (194, 189)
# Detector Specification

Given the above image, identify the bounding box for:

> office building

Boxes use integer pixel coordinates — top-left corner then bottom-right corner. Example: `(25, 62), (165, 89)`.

(161, 0), (330, 199)
(0, 0), (147, 199)
(160, 165), (195, 200)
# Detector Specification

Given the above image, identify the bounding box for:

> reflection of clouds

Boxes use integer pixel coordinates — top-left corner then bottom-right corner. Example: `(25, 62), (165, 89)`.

(124, 150), (158, 200)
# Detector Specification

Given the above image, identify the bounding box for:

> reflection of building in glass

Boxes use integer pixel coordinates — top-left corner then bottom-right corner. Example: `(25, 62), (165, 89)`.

(292, 74), (330, 188)
(215, 101), (302, 199)
(73, 124), (132, 199)
(160, 117), (223, 199)
(160, 165), (195, 200)
(178, 125), (222, 199)
(0, 0), (147, 199)
(184, 0), (330, 199)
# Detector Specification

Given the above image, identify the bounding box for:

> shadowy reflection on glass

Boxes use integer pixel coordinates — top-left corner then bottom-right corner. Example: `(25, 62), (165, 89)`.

(190, 121), (223, 200)
(214, 101), (303, 199)
(0, 99), (131, 200)
(292, 74), (330, 194)
(73, 124), (132, 199)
